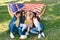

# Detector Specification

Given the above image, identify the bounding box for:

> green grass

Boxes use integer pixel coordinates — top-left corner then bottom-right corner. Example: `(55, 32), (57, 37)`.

(0, 0), (60, 40)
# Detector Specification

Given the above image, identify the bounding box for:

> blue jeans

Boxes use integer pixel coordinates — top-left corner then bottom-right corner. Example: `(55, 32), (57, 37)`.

(19, 23), (27, 31)
(9, 23), (17, 33)
(30, 23), (44, 34)
(18, 27), (23, 36)
(18, 23), (27, 35)
(9, 23), (23, 36)
(8, 16), (23, 36)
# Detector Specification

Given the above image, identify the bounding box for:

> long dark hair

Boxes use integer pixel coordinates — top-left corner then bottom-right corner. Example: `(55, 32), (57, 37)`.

(16, 11), (21, 15)
(32, 12), (36, 18)
(20, 10), (25, 16)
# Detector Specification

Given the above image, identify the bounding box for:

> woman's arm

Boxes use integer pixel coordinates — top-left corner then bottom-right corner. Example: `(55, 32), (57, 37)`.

(7, 4), (14, 18)
(40, 4), (46, 17)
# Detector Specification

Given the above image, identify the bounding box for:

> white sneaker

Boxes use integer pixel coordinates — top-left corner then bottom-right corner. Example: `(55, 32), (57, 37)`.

(20, 35), (27, 39)
(10, 33), (15, 38)
(38, 34), (41, 39)
(25, 32), (29, 36)
(41, 32), (45, 37)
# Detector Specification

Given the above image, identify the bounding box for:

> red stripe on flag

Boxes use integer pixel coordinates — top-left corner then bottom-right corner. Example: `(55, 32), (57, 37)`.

(23, 4), (44, 14)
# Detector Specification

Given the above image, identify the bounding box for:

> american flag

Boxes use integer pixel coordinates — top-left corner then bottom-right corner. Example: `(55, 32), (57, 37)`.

(9, 3), (45, 14)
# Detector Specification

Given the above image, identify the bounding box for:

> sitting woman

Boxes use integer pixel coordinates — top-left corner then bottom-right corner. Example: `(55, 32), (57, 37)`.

(32, 12), (45, 38)
(29, 4), (46, 39)
(8, 11), (23, 38)
(8, 3), (27, 39)
(25, 11), (33, 36)
(25, 11), (45, 39)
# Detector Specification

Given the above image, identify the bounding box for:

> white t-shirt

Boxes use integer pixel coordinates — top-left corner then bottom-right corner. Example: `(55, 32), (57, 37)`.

(33, 18), (41, 31)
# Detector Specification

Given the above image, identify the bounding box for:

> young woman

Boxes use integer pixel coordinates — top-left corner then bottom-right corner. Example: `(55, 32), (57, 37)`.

(25, 11), (33, 36)
(8, 11), (23, 38)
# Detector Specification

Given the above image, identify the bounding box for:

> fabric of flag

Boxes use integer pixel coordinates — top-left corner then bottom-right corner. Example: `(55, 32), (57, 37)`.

(9, 3), (45, 14)
(9, 3), (18, 13)
(23, 4), (44, 14)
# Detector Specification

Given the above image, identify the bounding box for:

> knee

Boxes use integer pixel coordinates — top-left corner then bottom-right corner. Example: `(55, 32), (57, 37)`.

(23, 24), (27, 29)
(39, 23), (44, 30)
(9, 23), (16, 29)
(24, 24), (27, 27)
(18, 27), (22, 31)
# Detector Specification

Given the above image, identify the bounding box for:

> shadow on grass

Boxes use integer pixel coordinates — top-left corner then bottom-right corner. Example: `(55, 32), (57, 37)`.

(0, 30), (20, 40)
(0, 5), (11, 23)
(44, 1), (60, 16)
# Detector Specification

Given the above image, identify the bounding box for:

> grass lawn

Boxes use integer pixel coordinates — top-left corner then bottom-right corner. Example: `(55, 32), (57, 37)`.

(0, 0), (60, 40)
